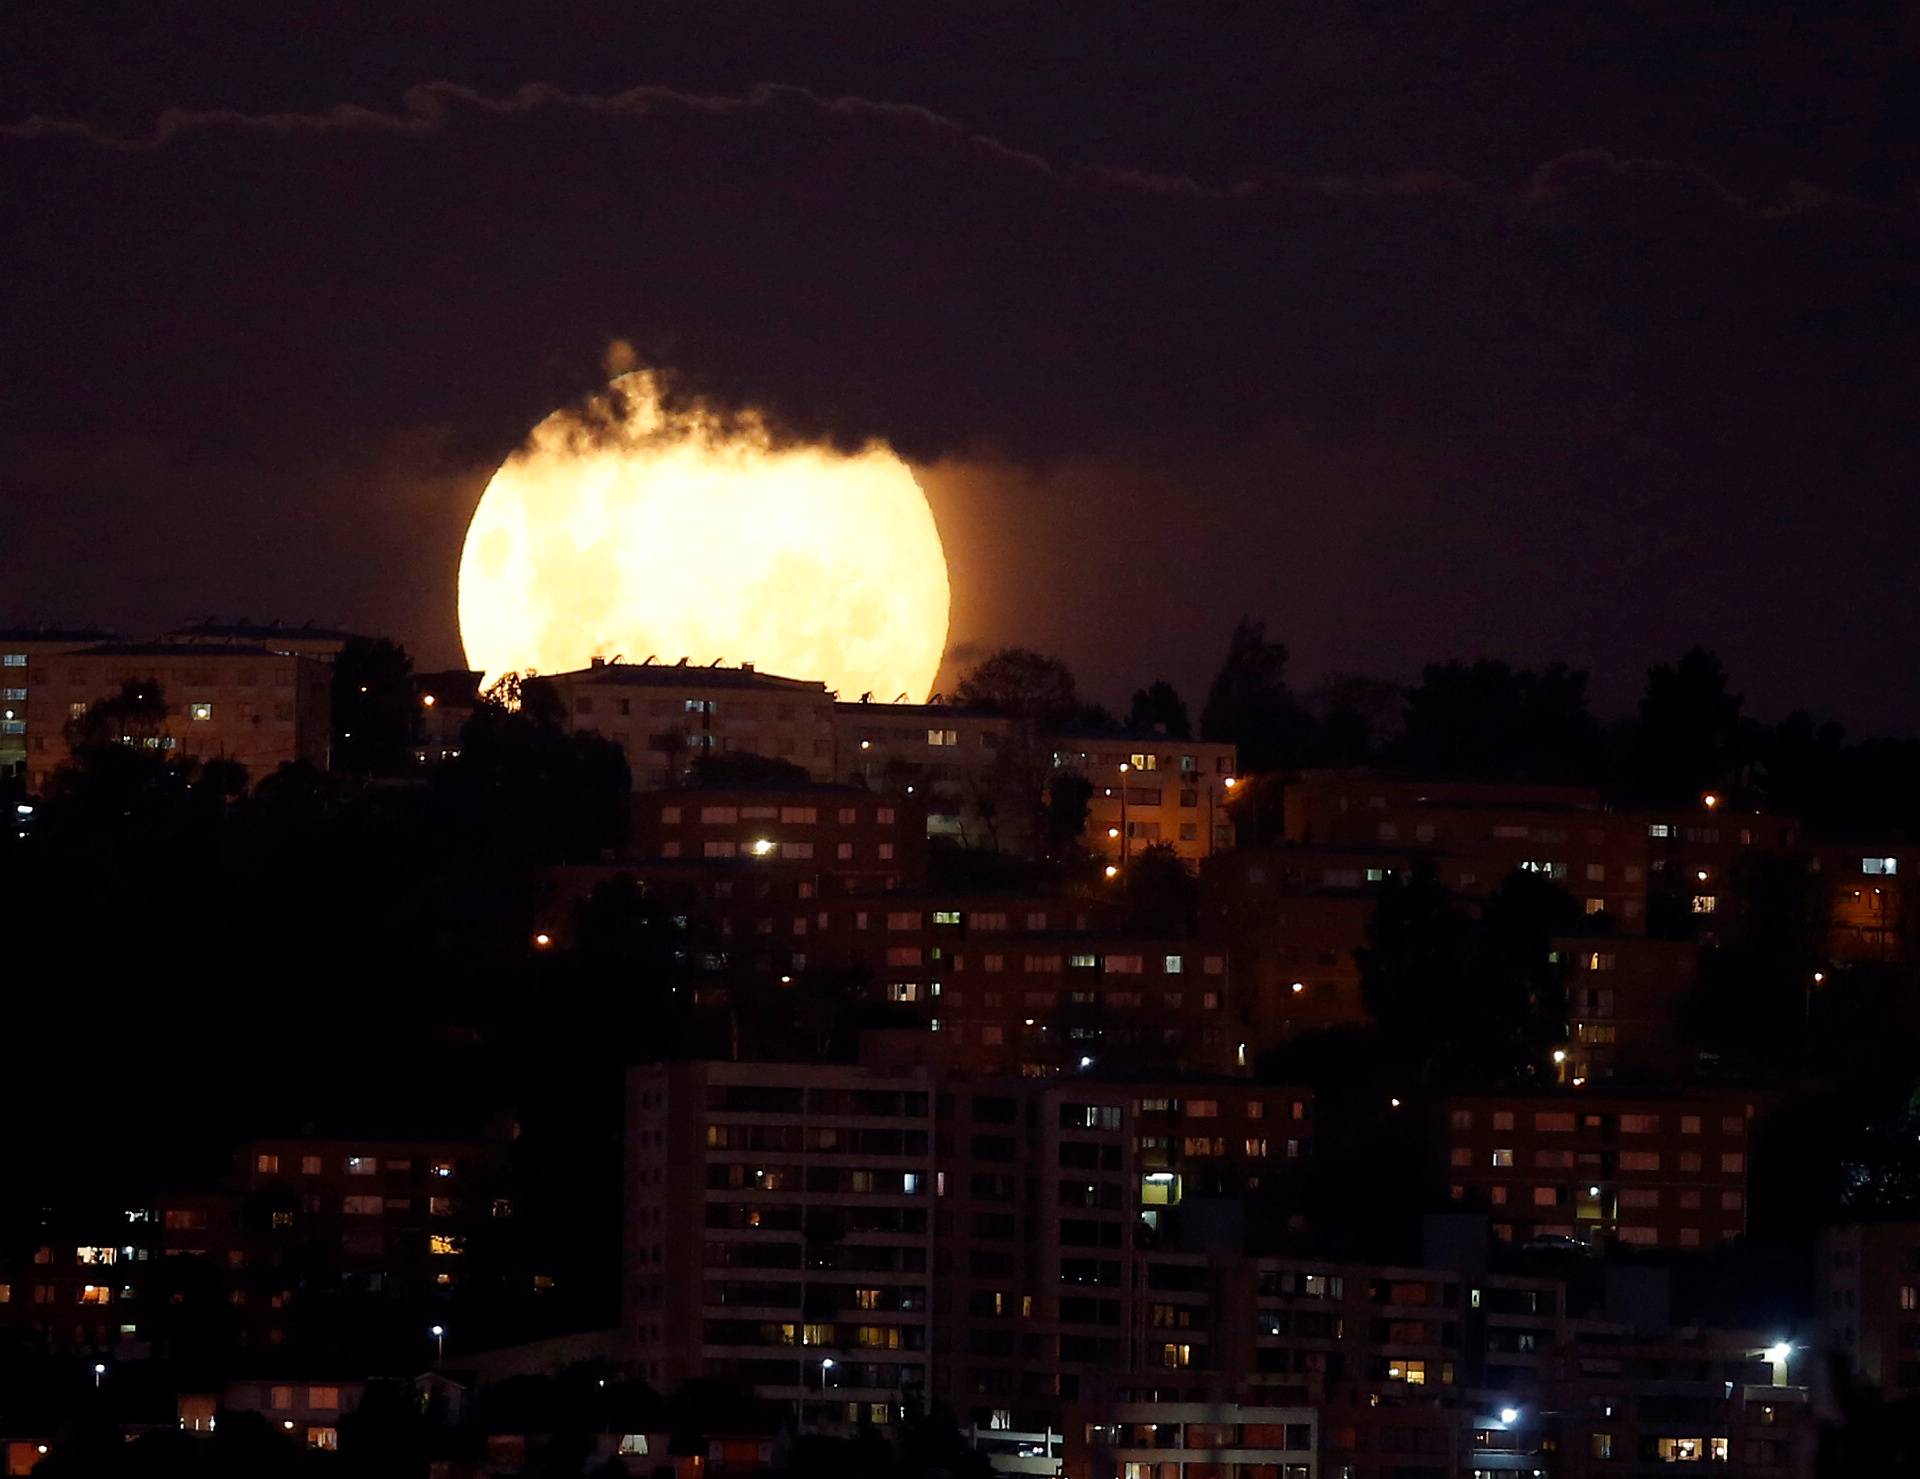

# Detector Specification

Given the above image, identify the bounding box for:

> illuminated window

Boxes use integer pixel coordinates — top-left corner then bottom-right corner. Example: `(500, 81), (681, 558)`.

(78, 1284), (111, 1304)
(344, 1156), (375, 1176)
(271, 1211), (294, 1229)
(1161, 1342), (1192, 1368)
(1691, 894), (1717, 914)
(255, 1154), (280, 1175)
(1584, 898), (1606, 915)
(301, 1155), (323, 1174)
(887, 982), (920, 1003)
(1387, 1360), (1426, 1385)
(1492, 1149), (1513, 1167)
(430, 1196), (452, 1216)
(308, 1387), (340, 1410)
(1164, 955), (1183, 974)
(431, 1162), (454, 1179)
(928, 728), (958, 746)
(1864, 857), (1899, 876)
(75, 1247), (115, 1265)
(271, 1386), (294, 1410)
(1591, 1433), (1613, 1459)
(343, 1195), (382, 1216)
(308, 1428), (338, 1451)
(428, 1234), (464, 1256)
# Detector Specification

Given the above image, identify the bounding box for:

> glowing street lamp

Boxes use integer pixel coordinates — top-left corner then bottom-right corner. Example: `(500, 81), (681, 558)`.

(1104, 865), (1119, 880)
(532, 932), (553, 950)
(93, 1362), (107, 1388)
(819, 1357), (835, 1392)
(431, 1324), (446, 1362)
(1499, 1406), (1520, 1426)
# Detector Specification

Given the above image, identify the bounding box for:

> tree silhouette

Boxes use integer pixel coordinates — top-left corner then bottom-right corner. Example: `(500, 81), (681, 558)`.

(1391, 660), (1600, 782)
(1627, 646), (1751, 803)
(332, 636), (419, 777)
(1199, 618), (1310, 772)
(1125, 680), (1190, 739)
(953, 648), (1079, 726)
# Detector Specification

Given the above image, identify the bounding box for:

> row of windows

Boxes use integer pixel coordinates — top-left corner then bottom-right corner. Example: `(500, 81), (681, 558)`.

(1450, 1110), (1745, 1135)
(1472, 1148), (1744, 1173)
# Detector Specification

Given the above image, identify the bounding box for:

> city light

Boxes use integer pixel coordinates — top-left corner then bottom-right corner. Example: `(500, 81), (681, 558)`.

(1552, 1049), (1567, 1064)
(751, 838), (776, 856)
(1223, 777), (1238, 790)
(532, 932), (552, 949)
(1104, 865), (1119, 879)
(1702, 792), (1720, 809)
(1499, 1407), (1520, 1425)
(1108, 827), (1120, 838)
(1766, 1342), (1792, 1363)
(1078, 1055), (1095, 1068)
(1290, 981), (1305, 993)
(421, 693), (436, 707)
(1389, 1097), (1402, 1109)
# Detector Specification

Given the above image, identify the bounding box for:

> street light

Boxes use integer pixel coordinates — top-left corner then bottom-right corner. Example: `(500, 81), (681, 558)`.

(819, 1358), (835, 1392)
(1499, 1406), (1520, 1425)
(93, 1362), (107, 1388)
(431, 1324), (446, 1362)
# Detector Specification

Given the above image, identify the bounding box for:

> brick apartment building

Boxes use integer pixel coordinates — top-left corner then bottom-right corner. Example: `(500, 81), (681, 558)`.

(0, 626), (122, 783)
(1442, 1091), (1760, 1250)
(625, 1060), (939, 1427)
(0, 1134), (513, 1361)
(19, 641), (331, 792)
(1557, 934), (1700, 1082)
(624, 1063), (1308, 1437)
(1818, 1221), (1920, 1405)
(630, 784), (930, 891)
(1810, 843), (1916, 964)
(620, 1063), (1809, 1474)
(1279, 773), (1653, 928)
(1051, 737), (1240, 870)
(546, 659), (839, 787)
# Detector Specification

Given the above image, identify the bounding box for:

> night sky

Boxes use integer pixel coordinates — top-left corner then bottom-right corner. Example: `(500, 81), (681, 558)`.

(4, 3), (1917, 726)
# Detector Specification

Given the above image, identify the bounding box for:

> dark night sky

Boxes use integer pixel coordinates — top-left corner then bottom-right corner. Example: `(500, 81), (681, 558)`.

(3, 2), (1917, 726)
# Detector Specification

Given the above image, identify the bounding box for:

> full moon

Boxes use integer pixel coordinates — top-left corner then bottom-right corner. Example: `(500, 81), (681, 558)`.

(458, 371), (950, 700)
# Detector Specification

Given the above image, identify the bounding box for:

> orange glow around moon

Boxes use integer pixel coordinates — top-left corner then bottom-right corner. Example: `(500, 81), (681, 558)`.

(458, 372), (950, 700)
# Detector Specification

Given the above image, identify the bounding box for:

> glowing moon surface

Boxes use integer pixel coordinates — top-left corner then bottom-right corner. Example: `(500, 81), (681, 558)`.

(458, 372), (950, 700)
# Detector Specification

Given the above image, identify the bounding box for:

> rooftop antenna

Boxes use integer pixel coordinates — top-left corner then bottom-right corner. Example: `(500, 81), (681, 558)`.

(861, 691), (873, 703)
(675, 657), (689, 666)
(709, 656), (723, 666)
(609, 653), (624, 666)
(894, 692), (909, 703)
(642, 655), (657, 665)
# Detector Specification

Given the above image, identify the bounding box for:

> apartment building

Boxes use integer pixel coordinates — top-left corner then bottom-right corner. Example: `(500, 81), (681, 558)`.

(1052, 738), (1239, 870)
(1442, 1092), (1759, 1250)
(1281, 773), (1651, 930)
(1556, 935), (1700, 1082)
(630, 784), (929, 892)
(806, 905), (1239, 1076)
(1810, 843), (1915, 963)
(20, 641), (331, 791)
(831, 700), (1026, 848)
(625, 1061), (938, 1431)
(1204, 848), (1398, 1047)
(1076, 1402), (1318, 1479)
(545, 659), (838, 786)
(0, 626), (122, 782)
(1819, 1221), (1920, 1405)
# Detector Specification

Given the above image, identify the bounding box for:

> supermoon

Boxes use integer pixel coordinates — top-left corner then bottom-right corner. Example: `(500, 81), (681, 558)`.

(458, 371), (950, 701)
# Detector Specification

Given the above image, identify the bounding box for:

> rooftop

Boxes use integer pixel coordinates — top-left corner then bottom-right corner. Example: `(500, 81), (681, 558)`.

(0, 625), (124, 643)
(547, 659), (826, 694)
(168, 618), (367, 644)
(71, 641), (291, 659)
